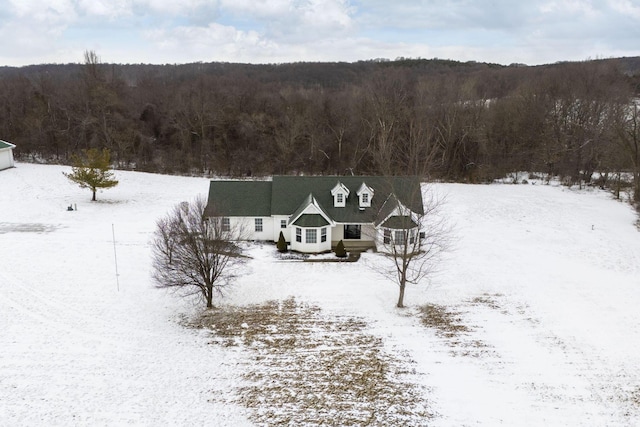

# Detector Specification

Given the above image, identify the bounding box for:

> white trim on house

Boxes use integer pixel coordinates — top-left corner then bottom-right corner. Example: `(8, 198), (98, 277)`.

(376, 197), (418, 228)
(356, 182), (374, 208)
(330, 181), (350, 207)
(288, 196), (335, 228)
(290, 225), (332, 253)
(272, 215), (290, 242)
(374, 199), (422, 254)
(287, 196), (335, 252)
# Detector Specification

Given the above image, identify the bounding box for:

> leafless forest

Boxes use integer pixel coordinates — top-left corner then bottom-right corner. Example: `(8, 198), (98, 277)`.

(1, 55), (639, 199)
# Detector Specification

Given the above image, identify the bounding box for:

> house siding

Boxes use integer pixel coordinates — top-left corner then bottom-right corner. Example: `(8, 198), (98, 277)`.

(229, 216), (274, 241)
(290, 226), (332, 253)
(0, 148), (14, 171)
(252, 216), (273, 241)
(272, 215), (290, 242)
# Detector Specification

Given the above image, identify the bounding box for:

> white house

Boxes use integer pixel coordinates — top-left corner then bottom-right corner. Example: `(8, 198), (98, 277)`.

(0, 140), (16, 171)
(204, 176), (424, 253)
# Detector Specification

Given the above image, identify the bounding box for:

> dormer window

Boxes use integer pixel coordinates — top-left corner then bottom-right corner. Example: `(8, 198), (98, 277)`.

(356, 182), (374, 208)
(331, 181), (350, 208)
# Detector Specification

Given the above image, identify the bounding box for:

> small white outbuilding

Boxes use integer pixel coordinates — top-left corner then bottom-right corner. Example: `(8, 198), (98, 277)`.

(0, 140), (16, 171)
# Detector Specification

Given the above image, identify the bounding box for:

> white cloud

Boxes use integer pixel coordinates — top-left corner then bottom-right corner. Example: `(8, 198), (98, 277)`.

(0, 0), (639, 66)
(218, 0), (355, 41)
(76, 0), (132, 19)
(133, 0), (219, 17)
(143, 22), (279, 63)
(608, 0), (640, 19)
(538, 0), (598, 17)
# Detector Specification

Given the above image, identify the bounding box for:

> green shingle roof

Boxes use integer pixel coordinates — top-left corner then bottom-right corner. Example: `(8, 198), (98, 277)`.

(204, 180), (272, 217)
(292, 214), (329, 227)
(271, 176), (423, 223)
(0, 140), (16, 150)
(380, 215), (417, 229)
(204, 176), (423, 222)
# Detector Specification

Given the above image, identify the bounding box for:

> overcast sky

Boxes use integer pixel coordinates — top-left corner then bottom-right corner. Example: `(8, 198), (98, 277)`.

(1, 0), (639, 67)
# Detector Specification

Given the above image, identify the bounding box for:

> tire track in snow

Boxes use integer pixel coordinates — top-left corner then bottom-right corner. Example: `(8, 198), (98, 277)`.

(468, 295), (640, 423)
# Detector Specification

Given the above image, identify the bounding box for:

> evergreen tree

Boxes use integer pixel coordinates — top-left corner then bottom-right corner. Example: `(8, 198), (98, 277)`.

(277, 231), (288, 252)
(63, 148), (119, 201)
(335, 240), (347, 258)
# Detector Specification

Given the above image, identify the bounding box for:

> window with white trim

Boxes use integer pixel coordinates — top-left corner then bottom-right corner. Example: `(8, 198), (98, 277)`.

(296, 227), (302, 242)
(362, 193), (369, 204)
(255, 218), (263, 232)
(337, 193), (344, 204)
(383, 229), (391, 244)
(394, 230), (405, 245)
(321, 227), (327, 242)
(306, 229), (317, 244)
(222, 217), (230, 232)
(280, 219), (287, 229)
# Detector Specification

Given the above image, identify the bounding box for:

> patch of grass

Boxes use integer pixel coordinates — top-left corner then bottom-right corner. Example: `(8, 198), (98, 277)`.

(631, 386), (640, 407)
(189, 298), (432, 426)
(468, 293), (502, 310)
(418, 303), (494, 358)
(418, 304), (471, 338)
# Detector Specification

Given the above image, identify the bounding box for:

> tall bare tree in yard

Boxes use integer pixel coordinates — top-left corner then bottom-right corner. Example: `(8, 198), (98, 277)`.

(63, 148), (118, 201)
(152, 196), (245, 308)
(373, 181), (452, 308)
(612, 101), (640, 204)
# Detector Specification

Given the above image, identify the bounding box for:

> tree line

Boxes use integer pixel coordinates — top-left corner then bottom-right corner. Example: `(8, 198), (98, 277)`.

(1, 53), (639, 201)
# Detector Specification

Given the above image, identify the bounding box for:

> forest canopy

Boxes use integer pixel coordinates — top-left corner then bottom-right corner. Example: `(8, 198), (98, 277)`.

(2, 55), (639, 201)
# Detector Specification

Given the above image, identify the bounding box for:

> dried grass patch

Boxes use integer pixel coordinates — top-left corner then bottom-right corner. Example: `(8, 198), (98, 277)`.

(418, 303), (492, 358)
(468, 293), (502, 310)
(189, 298), (432, 426)
(418, 304), (471, 338)
(631, 386), (640, 407)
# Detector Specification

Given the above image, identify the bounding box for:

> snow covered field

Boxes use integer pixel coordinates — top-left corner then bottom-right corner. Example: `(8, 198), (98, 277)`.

(1, 163), (639, 426)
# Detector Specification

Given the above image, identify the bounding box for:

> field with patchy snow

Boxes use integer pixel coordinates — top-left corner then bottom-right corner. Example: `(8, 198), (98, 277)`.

(1, 163), (640, 426)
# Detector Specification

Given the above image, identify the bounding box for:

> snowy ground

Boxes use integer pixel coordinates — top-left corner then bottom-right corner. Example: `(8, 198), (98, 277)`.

(1, 163), (640, 426)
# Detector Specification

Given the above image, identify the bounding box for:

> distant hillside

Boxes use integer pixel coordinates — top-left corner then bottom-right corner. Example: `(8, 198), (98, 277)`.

(1, 55), (639, 202)
(1, 56), (638, 86)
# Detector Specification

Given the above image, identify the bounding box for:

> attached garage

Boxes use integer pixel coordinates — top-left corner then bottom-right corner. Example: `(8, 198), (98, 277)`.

(0, 140), (16, 171)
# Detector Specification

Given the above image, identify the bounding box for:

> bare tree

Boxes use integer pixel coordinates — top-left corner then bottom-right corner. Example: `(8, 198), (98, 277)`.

(374, 185), (452, 308)
(151, 196), (245, 308)
(611, 101), (640, 204)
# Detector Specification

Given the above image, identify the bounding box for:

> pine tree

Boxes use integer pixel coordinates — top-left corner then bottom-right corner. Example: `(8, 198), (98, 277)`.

(64, 148), (119, 201)
(277, 231), (288, 252)
(335, 240), (347, 258)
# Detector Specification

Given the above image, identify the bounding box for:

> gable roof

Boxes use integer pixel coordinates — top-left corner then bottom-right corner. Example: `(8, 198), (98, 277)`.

(288, 193), (333, 226)
(380, 215), (418, 229)
(330, 181), (350, 196)
(356, 182), (374, 196)
(0, 140), (16, 150)
(205, 176), (423, 222)
(271, 176), (423, 223)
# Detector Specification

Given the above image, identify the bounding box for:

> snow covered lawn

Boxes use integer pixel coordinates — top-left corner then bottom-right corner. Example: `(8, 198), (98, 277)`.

(1, 163), (640, 426)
